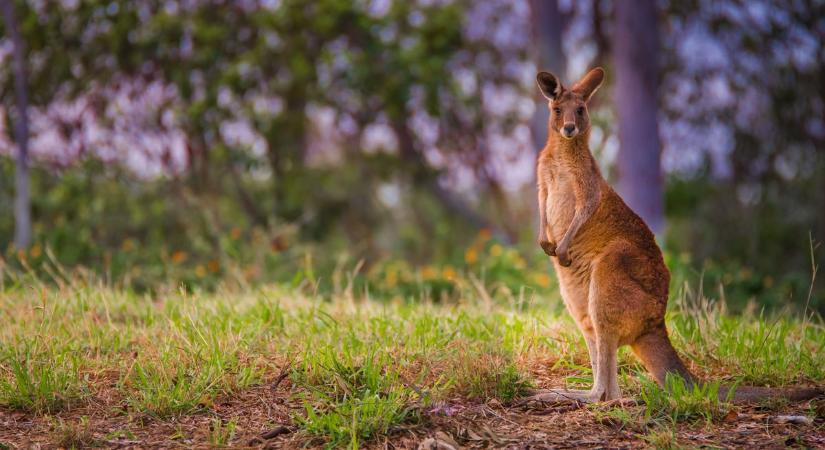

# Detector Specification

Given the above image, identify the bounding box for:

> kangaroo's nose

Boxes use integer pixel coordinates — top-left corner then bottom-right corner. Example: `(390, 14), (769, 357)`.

(563, 123), (576, 134)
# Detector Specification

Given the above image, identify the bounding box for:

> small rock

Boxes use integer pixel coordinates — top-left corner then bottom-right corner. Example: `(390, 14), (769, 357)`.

(772, 415), (813, 425)
(418, 431), (460, 450)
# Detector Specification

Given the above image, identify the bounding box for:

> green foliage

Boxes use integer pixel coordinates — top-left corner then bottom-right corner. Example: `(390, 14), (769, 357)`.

(666, 175), (824, 312)
(1, 0), (822, 316)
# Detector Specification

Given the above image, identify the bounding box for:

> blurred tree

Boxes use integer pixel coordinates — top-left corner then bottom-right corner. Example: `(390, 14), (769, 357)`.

(0, 0), (31, 248)
(613, 0), (664, 234)
(0, 0), (821, 309)
(529, 0), (567, 151)
(660, 0), (825, 283)
(0, 0), (532, 259)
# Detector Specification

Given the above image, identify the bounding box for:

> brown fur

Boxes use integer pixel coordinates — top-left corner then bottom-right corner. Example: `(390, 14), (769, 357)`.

(531, 67), (823, 403)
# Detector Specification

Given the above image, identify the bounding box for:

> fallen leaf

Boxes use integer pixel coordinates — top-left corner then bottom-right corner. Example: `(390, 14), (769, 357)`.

(723, 410), (738, 423)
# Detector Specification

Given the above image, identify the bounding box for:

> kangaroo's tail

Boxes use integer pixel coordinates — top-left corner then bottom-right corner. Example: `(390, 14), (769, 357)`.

(631, 326), (695, 387)
(722, 385), (824, 403)
(631, 326), (824, 403)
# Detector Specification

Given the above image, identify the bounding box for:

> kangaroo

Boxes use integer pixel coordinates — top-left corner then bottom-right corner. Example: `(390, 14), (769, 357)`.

(531, 67), (822, 403)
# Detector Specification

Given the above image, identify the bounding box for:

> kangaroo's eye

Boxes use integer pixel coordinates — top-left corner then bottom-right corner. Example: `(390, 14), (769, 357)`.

(553, 107), (561, 114)
(576, 107), (585, 116)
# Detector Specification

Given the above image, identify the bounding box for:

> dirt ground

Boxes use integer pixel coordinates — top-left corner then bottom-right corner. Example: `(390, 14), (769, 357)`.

(2, 374), (824, 450)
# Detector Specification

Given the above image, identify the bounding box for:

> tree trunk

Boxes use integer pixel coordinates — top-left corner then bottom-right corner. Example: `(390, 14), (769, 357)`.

(529, 0), (567, 152)
(613, 0), (664, 234)
(1, 0), (31, 248)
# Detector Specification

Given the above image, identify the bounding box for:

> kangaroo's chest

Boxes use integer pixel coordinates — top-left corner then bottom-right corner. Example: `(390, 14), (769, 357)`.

(543, 167), (576, 240)
(544, 167), (592, 321)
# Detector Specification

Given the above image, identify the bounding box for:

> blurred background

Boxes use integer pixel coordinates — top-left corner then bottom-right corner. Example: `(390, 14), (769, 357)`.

(1, 0), (823, 311)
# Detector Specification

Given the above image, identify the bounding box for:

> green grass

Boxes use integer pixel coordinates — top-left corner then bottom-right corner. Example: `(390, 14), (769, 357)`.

(0, 278), (822, 447)
(668, 282), (825, 384)
(0, 338), (89, 414)
(207, 417), (238, 446)
(639, 374), (734, 424)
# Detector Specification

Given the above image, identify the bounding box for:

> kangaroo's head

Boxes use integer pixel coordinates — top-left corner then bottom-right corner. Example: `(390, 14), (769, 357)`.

(536, 67), (604, 140)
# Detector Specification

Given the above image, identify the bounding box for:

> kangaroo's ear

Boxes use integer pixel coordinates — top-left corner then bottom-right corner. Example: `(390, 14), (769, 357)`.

(536, 71), (563, 100)
(572, 67), (605, 102)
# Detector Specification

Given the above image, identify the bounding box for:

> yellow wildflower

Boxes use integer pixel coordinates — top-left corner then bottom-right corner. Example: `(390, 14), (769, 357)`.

(442, 266), (457, 281)
(533, 273), (551, 288)
(385, 270), (398, 288)
(490, 244), (503, 257)
(464, 248), (478, 264)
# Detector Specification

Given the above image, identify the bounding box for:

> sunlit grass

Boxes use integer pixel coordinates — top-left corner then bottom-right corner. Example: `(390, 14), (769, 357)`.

(639, 374), (734, 424)
(0, 338), (90, 414)
(0, 276), (822, 447)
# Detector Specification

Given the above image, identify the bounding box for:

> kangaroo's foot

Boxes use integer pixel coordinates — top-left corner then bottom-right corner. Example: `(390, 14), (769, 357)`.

(517, 388), (636, 408)
(520, 388), (594, 404)
(518, 386), (623, 405)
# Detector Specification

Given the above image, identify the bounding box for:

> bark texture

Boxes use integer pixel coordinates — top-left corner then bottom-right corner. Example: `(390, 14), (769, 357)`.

(613, 0), (664, 234)
(2, 0), (31, 248)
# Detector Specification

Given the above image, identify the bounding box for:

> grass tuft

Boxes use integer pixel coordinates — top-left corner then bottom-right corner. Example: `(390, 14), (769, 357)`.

(292, 347), (418, 448)
(297, 394), (413, 449)
(0, 339), (89, 414)
(639, 374), (734, 424)
(51, 416), (96, 449)
(449, 348), (533, 403)
(207, 417), (238, 447)
(641, 427), (681, 450)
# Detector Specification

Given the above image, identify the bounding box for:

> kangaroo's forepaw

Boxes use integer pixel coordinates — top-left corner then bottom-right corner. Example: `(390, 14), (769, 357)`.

(539, 240), (556, 256)
(557, 252), (572, 267)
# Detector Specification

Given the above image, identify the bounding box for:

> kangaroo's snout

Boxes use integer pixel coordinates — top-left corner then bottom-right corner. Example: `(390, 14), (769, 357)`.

(561, 123), (578, 138)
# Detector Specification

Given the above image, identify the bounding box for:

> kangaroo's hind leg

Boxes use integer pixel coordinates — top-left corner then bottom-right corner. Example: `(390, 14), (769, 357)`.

(518, 331), (618, 404)
(587, 240), (671, 401)
(588, 333), (620, 401)
(520, 272), (621, 404)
